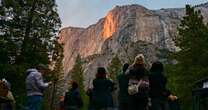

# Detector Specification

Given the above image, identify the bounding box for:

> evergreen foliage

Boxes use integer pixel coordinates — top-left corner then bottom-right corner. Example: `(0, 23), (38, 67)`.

(71, 55), (84, 93)
(167, 5), (208, 110)
(0, 0), (61, 108)
(50, 41), (64, 109)
(71, 55), (88, 110)
(107, 55), (122, 81)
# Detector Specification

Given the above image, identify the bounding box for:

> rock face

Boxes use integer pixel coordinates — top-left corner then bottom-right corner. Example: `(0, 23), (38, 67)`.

(58, 3), (208, 89)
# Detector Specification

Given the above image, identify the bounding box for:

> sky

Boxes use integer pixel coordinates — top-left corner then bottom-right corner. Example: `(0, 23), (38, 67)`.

(56, 0), (208, 28)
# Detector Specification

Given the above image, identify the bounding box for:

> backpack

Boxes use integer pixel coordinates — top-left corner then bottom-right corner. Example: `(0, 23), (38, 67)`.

(127, 66), (150, 95)
(64, 90), (83, 108)
(128, 78), (149, 95)
(128, 79), (139, 95)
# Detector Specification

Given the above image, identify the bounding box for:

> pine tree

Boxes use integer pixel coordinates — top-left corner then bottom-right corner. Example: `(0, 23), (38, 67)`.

(51, 41), (64, 83)
(50, 41), (64, 109)
(168, 5), (208, 110)
(175, 5), (208, 67)
(0, 0), (61, 66)
(71, 55), (88, 110)
(107, 55), (122, 81)
(0, 0), (18, 64)
(71, 55), (84, 91)
(107, 55), (122, 108)
(0, 0), (61, 108)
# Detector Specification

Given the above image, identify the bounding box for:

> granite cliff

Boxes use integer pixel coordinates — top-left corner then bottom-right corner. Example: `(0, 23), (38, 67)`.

(58, 3), (208, 89)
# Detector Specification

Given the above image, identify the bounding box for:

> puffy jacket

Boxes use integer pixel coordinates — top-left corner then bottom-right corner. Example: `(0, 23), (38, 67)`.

(25, 69), (49, 96)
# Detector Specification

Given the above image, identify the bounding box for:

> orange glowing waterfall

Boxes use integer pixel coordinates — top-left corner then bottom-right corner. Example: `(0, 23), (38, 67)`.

(102, 12), (117, 39)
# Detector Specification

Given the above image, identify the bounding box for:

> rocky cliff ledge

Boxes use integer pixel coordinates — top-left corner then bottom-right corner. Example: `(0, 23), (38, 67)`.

(58, 3), (208, 89)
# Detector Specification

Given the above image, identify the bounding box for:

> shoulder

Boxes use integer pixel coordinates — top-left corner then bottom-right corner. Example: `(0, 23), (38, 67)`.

(117, 74), (126, 79)
(143, 68), (149, 75)
(29, 71), (42, 80)
(128, 65), (134, 71)
(117, 74), (122, 79)
(33, 71), (42, 77)
(27, 68), (37, 75)
(72, 89), (80, 96)
(106, 79), (113, 85)
(150, 72), (165, 78)
(93, 78), (98, 83)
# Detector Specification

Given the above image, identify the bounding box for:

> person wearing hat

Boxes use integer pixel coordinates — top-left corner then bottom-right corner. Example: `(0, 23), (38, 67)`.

(126, 54), (149, 110)
(25, 64), (52, 110)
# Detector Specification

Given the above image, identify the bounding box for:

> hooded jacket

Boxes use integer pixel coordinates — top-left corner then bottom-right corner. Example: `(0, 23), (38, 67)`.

(25, 69), (49, 96)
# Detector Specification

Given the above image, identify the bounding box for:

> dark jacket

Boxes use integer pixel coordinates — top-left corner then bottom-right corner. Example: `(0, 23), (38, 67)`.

(127, 65), (149, 93)
(64, 89), (83, 110)
(149, 72), (170, 98)
(117, 72), (129, 104)
(126, 65), (149, 80)
(91, 78), (114, 109)
(126, 65), (149, 110)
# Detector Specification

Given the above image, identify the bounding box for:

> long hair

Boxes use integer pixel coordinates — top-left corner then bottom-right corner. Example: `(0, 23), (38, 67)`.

(71, 81), (78, 90)
(96, 67), (107, 78)
(132, 54), (145, 68)
(150, 61), (164, 73)
(123, 63), (129, 73)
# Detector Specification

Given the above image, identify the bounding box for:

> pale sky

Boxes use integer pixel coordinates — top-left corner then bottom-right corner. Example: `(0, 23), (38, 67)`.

(56, 0), (208, 28)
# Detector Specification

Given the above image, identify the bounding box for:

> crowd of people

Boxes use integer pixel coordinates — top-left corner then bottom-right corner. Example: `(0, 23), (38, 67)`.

(0, 64), (51, 110)
(62, 54), (180, 110)
(0, 54), (180, 110)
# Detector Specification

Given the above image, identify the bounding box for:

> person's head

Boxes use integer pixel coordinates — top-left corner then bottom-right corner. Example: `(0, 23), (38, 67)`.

(150, 61), (164, 73)
(96, 67), (107, 78)
(133, 54), (145, 66)
(123, 63), (129, 73)
(36, 64), (48, 75)
(1, 78), (11, 90)
(71, 81), (78, 90)
(59, 96), (64, 102)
